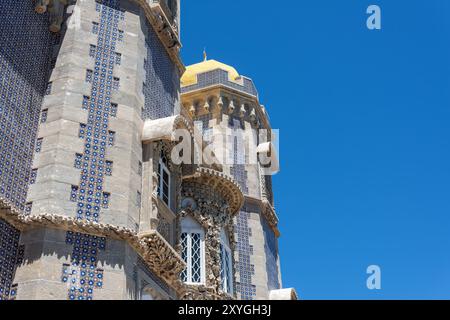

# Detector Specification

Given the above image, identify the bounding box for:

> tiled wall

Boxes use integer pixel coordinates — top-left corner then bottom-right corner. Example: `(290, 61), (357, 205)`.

(262, 217), (280, 291)
(0, 0), (53, 212)
(142, 20), (179, 120)
(0, 219), (24, 300)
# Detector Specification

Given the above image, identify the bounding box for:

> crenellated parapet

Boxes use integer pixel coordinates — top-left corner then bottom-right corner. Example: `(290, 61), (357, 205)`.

(184, 92), (264, 130)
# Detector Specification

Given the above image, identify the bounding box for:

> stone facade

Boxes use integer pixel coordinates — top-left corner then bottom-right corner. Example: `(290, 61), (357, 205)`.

(0, 0), (296, 300)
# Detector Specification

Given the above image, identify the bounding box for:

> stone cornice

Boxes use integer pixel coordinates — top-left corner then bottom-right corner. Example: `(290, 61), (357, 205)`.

(0, 198), (185, 292)
(261, 199), (280, 237)
(134, 0), (185, 73)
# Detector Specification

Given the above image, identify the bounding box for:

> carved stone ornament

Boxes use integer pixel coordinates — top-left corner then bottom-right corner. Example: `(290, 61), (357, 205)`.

(173, 166), (243, 299)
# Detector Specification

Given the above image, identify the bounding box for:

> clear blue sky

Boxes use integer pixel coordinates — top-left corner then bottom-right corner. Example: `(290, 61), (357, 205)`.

(180, 0), (450, 299)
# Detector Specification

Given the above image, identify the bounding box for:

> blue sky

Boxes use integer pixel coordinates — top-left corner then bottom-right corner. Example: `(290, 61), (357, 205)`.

(180, 1), (450, 299)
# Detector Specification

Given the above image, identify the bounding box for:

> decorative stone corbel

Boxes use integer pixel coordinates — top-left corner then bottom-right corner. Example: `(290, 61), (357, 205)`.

(228, 100), (235, 114)
(249, 107), (257, 122)
(239, 103), (246, 118)
(189, 103), (196, 116)
(203, 100), (210, 113)
(217, 96), (224, 110)
(35, 0), (50, 14)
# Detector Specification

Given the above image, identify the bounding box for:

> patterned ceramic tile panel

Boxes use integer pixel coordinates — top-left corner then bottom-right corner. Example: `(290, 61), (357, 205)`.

(70, 0), (124, 222)
(227, 118), (254, 299)
(0, 219), (24, 300)
(229, 119), (248, 194)
(194, 113), (213, 143)
(142, 20), (179, 120)
(234, 209), (256, 300)
(62, 231), (106, 300)
(0, 0), (53, 212)
(262, 217), (280, 291)
(61, 0), (125, 300)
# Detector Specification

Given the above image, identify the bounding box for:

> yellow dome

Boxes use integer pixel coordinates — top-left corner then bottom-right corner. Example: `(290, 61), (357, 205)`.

(181, 59), (241, 87)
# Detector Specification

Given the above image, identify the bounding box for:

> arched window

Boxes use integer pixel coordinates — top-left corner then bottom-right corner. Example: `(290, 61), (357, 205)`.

(220, 228), (233, 294)
(180, 216), (205, 284)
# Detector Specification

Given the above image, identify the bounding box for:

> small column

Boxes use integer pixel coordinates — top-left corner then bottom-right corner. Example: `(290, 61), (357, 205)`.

(140, 143), (156, 235)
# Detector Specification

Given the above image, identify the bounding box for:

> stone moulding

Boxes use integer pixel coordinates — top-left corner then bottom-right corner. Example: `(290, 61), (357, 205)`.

(261, 199), (280, 237)
(0, 197), (186, 292)
(133, 0), (185, 73)
(182, 167), (244, 216)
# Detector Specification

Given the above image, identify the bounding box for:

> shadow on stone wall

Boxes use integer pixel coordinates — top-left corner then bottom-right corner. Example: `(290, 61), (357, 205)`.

(18, 226), (141, 300)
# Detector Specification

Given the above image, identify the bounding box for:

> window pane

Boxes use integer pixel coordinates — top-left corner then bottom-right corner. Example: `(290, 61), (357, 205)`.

(220, 243), (233, 293)
(220, 244), (226, 291)
(157, 163), (161, 196)
(163, 183), (169, 198)
(191, 233), (202, 283)
(163, 170), (169, 183)
(163, 193), (169, 205)
(180, 233), (188, 282)
(225, 248), (232, 293)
